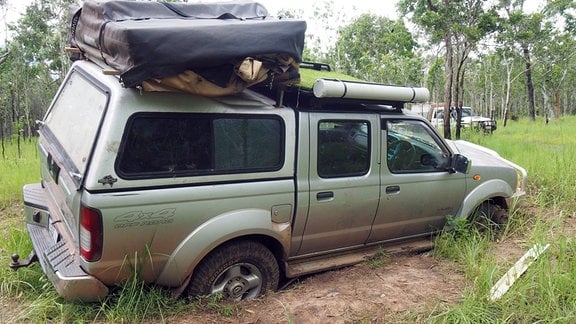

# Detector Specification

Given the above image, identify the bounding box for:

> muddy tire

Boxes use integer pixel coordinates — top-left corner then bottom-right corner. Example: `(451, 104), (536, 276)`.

(469, 201), (508, 236)
(187, 240), (279, 301)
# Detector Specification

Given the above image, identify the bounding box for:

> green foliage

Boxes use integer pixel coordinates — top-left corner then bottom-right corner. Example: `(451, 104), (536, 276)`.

(333, 14), (423, 85)
(0, 0), (73, 141)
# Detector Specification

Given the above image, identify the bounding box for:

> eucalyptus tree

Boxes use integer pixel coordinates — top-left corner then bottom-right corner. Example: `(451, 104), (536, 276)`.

(0, 0), (75, 151)
(398, 0), (498, 139)
(541, 0), (576, 117)
(333, 14), (423, 86)
(497, 1), (551, 122)
(450, 2), (498, 139)
(426, 55), (445, 104)
(532, 33), (576, 119)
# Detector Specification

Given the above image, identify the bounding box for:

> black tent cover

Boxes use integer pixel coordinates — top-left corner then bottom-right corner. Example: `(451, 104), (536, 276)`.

(71, 1), (307, 88)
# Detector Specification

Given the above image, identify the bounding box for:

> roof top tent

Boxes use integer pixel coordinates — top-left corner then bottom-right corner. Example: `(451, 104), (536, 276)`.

(68, 1), (429, 110)
(69, 0), (307, 88)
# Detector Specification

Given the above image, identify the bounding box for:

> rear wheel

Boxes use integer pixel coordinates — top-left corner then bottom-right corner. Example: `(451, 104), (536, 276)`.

(187, 240), (279, 301)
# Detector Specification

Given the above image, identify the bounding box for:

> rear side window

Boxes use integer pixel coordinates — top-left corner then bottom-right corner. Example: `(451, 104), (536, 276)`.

(117, 113), (284, 178)
(317, 120), (370, 178)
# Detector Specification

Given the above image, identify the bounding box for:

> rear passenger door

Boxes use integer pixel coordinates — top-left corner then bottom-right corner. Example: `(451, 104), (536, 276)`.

(297, 113), (380, 254)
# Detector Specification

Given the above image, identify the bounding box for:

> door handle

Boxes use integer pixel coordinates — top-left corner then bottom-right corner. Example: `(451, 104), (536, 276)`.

(316, 191), (334, 201)
(386, 185), (400, 194)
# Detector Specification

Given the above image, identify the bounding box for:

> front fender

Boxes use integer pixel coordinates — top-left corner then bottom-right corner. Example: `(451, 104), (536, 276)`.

(156, 208), (290, 287)
(456, 179), (514, 219)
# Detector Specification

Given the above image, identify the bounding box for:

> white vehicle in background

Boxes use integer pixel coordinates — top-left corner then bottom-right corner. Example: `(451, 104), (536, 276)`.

(428, 107), (497, 133)
(459, 107), (497, 132)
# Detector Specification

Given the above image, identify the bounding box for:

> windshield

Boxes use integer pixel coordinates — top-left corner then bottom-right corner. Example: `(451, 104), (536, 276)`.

(461, 108), (472, 117)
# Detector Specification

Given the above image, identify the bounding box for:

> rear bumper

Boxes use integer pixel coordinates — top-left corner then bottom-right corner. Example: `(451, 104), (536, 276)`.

(22, 183), (108, 302)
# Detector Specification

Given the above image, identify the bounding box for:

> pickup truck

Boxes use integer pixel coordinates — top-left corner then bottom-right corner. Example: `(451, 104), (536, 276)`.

(11, 59), (526, 302)
(428, 107), (497, 133)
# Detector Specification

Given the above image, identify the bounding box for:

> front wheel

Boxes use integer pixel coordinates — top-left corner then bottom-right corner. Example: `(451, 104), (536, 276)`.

(187, 240), (279, 301)
(469, 201), (508, 235)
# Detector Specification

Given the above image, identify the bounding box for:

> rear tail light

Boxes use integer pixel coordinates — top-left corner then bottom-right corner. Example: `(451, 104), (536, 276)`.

(80, 205), (103, 262)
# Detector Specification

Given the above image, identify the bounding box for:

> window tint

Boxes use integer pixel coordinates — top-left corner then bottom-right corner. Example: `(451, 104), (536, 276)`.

(317, 120), (370, 178)
(117, 113), (284, 178)
(387, 120), (449, 173)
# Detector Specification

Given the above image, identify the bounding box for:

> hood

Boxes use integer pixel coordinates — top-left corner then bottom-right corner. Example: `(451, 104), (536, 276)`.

(450, 140), (508, 167)
(449, 140), (528, 195)
(462, 115), (492, 124)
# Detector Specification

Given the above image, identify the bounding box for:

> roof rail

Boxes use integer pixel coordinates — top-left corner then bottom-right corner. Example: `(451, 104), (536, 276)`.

(300, 61), (331, 72)
(256, 63), (430, 111)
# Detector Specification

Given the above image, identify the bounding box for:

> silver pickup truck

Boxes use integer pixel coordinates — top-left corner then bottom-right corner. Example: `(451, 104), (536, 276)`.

(11, 60), (526, 302)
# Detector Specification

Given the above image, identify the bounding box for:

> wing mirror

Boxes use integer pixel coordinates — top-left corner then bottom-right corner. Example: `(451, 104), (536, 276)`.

(449, 154), (470, 174)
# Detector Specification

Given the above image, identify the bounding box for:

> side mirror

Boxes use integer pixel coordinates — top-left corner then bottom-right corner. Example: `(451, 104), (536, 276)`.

(450, 154), (470, 174)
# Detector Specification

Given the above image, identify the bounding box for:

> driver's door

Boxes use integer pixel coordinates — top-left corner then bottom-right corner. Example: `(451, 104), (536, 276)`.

(367, 119), (467, 242)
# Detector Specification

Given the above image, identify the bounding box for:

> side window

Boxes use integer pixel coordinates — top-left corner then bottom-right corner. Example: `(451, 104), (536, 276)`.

(317, 120), (370, 178)
(117, 113), (284, 178)
(387, 120), (449, 173)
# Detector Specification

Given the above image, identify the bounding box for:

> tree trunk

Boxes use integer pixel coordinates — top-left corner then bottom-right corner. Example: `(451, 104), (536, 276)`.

(454, 54), (467, 140)
(443, 32), (453, 139)
(503, 57), (512, 127)
(522, 46), (536, 121)
(1, 122), (5, 159)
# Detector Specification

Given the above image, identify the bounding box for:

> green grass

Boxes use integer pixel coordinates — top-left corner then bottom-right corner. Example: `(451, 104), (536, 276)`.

(461, 116), (576, 213)
(298, 67), (362, 89)
(1, 116), (576, 322)
(430, 116), (576, 323)
(0, 138), (40, 210)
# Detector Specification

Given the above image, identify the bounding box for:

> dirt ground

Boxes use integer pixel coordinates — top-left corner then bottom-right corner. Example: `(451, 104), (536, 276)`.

(187, 251), (467, 323)
(170, 239), (531, 324)
(176, 208), (572, 324)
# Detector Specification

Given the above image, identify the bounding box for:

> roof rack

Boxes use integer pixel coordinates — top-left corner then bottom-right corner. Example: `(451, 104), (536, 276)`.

(257, 72), (430, 112)
(258, 61), (430, 111)
(300, 61), (331, 71)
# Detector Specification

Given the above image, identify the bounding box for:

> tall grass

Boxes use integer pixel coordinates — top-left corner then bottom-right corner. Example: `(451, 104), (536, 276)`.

(430, 116), (576, 322)
(462, 116), (576, 213)
(0, 138), (40, 210)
